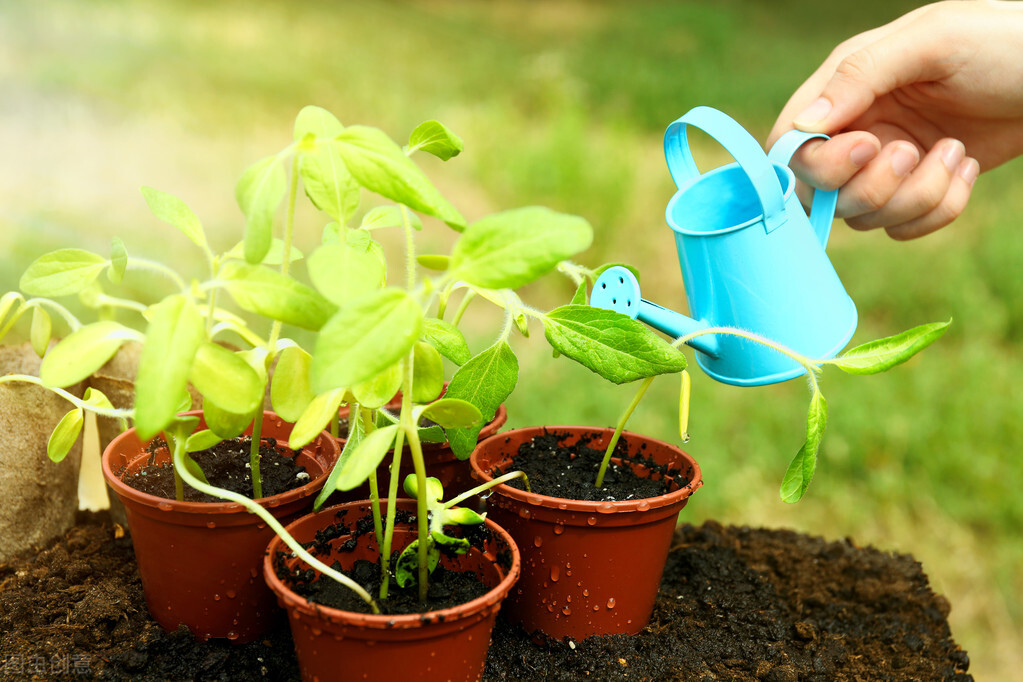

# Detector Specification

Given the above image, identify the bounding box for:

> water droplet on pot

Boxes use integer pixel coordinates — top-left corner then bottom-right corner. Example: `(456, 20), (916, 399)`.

(597, 502), (616, 514)
(606, 598), (616, 609)
(158, 502), (173, 512)
(583, 589), (589, 597)
(226, 590), (237, 599)
(547, 604), (554, 613)
(562, 606), (571, 616)
(257, 523), (267, 530)
(206, 521), (217, 529)
(550, 565), (560, 582)
(250, 568), (259, 579)
(533, 536), (543, 547)
(586, 517), (597, 526)
(557, 503), (568, 510)
(311, 628), (322, 637)
(553, 524), (565, 535)
(528, 495), (543, 506)
(566, 595), (572, 603)
(214, 594), (221, 601)
(593, 605), (600, 612)
(226, 632), (239, 641)
(519, 508), (531, 519)
(637, 500), (651, 512)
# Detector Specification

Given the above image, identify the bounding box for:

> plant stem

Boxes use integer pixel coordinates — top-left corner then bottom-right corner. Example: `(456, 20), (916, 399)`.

(450, 290), (476, 327)
(378, 418), (406, 601)
(595, 376), (654, 488)
(125, 258), (188, 292)
(24, 298), (83, 331)
(170, 433), (380, 613)
(0, 375), (132, 420)
(442, 470), (531, 510)
(249, 409), (264, 499)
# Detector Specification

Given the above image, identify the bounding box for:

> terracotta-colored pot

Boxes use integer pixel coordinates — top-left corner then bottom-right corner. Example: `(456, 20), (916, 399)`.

(338, 397), (507, 501)
(102, 411), (340, 643)
(264, 498), (520, 682)
(469, 426), (702, 641)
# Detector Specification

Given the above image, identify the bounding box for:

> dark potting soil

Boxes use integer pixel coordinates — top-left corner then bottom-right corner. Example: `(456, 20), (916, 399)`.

(500, 432), (679, 502)
(120, 437), (309, 503)
(0, 513), (972, 681)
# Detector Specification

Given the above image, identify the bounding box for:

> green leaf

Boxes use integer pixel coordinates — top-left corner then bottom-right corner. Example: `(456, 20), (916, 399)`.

(449, 207), (593, 289)
(20, 249), (107, 296)
(82, 387), (115, 411)
(412, 341), (444, 403)
(108, 237), (128, 285)
(311, 288), (423, 392)
(422, 318), (471, 365)
(179, 451), (210, 486)
(29, 306), (52, 358)
(202, 399), (255, 440)
(134, 295), (205, 440)
(289, 388), (346, 449)
(416, 254), (449, 271)
(403, 473), (444, 503)
(360, 205), (422, 231)
(443, 507), (485, 526)
(314, 401), (363, 509)
(830, 320), (951, 375)
(333, 423), (399, 491)
(543, 305), (687, 384)
(322, 221), (342, 245)
(351, 361), (403, 410)
(306, 237), (386, 305)
(188, 342), (263, 416)
(186, 429), (224, 453)
(219, 262), (337, 331)
(40, 321), (140, 388)
(443, 341), (518, 459)
(335, 126), (465, 230)
(47, 408), (83, 463)
(570, 279), (588, 305)
(780, 390), (828, 504)
(407, 120), (464, 161)
(395, 539), (440, 588)
(300, 139), (361, 223)
(431, 531), (471, 554)
(223, 238), (304, 265)
(419, 398), (481, 429)
(236, 155), (287, 264)
(270, 346), (316, 422)
(293, 105), (344, 141)
(140, 186), (207, 251)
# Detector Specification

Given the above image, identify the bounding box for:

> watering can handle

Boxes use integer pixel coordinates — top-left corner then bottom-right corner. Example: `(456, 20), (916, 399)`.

(664, 106), (788, 233)
(767, 129), (840, 247)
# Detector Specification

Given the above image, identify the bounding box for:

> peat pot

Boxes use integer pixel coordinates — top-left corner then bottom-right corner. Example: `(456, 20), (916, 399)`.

(470, 426), (702, 641)
(101, 411), (340, 643)
(264, 498), (521, 682)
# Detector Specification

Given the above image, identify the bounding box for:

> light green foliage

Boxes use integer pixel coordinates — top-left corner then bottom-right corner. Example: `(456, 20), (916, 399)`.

(20, 249), (108, 297)
(306, 232), (386, 305)
(780, 390), (827, 504)
(352, 362), (404, 409)
(311, 288), (423, 391)
(108, 238), (128, 285)
(47, 408), (83, 463)
(236, 155), (287, 264)
(188, 342), (263, 416)
(411, 342), (444, 403)
(140, 186), (208, 253)
(449, 207), (593, 289)
(219, 262), (337, 331)
(331, 424), (399, 492)
(421, 318), (470, 365)
(828, 320), (951, 375)
(417, 398), (482, 429)
(270, 346), (316, 422)
(40, 321), (140, 388)
(407, 120), (464, 161)
(289, 387), (346, 450)
(29, 306), (51, 358)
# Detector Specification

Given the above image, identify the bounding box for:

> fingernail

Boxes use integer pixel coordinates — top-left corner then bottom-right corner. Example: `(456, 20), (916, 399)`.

(958, 157), (980, 186)
(793, 97), (832, 127)
(942, 139), (966, 172)
(849, 142), (878, 167)
(891, 145), (919, 177)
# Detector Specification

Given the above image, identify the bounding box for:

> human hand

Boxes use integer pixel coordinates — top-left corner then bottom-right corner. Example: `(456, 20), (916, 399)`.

(768, 0), (1023, 239)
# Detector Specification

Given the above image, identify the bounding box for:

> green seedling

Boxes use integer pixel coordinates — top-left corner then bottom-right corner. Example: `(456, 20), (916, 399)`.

(590, 317), (951, 503)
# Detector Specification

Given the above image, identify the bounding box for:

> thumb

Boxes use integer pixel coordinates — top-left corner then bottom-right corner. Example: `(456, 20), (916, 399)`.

(792, 32), (932, 133)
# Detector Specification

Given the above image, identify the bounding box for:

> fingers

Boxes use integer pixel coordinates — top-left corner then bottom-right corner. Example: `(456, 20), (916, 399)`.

(840, 139), (978, 239)
(786, 131), (881, 191)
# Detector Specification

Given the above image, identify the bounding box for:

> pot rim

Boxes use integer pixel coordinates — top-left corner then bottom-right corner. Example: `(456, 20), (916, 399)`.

(469, 425), (703, 514)
(263, 498), (522, 630)
(101, 410), (340, 516)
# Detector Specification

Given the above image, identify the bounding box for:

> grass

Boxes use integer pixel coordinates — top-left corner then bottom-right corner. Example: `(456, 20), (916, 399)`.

(2, 0), (1020, 677)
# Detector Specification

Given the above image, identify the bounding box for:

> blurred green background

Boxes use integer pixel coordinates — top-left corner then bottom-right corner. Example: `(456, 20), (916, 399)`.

(2, 0), (1019, 678)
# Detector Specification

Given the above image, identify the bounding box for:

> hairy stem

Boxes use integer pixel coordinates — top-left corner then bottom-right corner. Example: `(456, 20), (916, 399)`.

(595, 376), (654, 488)
(443, 470), (531, 510)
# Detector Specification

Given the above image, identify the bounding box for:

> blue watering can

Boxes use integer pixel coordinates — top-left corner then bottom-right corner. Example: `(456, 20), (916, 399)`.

(590, 106), (857, 386)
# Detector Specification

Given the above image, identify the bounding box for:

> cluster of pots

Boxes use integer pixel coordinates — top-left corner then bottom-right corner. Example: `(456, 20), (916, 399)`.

(102, 410), (703, 681)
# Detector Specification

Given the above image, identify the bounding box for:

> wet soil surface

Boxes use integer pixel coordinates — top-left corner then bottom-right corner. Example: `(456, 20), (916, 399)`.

(0, 513), (971, 681)
(501, 433), (680, 502)
(120, 437), (309, 503)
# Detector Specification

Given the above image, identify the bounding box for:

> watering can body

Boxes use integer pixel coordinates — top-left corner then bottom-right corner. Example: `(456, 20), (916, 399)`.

(591, 107), (857, 386)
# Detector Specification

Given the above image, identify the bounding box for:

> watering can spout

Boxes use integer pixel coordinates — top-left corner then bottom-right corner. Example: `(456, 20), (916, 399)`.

(590, 267), (720, 358)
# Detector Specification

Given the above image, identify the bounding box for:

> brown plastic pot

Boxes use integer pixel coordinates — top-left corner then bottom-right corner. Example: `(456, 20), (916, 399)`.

(264, 498), (520, 682)
(338, 396), (507, 501)
(102, 411), (340, 643)
(469, 426), (702, 641)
